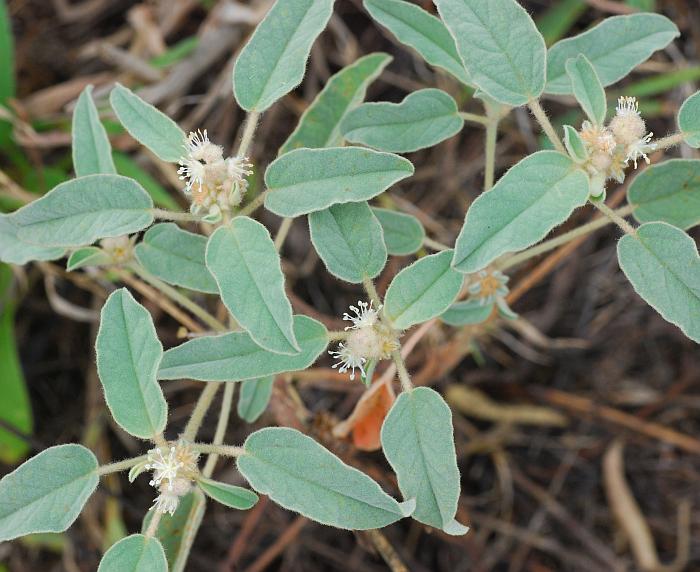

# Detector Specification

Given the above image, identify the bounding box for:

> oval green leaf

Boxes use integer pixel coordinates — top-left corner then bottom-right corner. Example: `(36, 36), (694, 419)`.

(309, 201), (387, 283)
(452, 151), (589, 273)
(13, 175), (154, 248)
(440, 299), (493, 326)
(563, 125), (588, 163)
(66, 246), (112, 271)
(0, 444), (99, 541)
(264, 147), (414, 217)
(233, 0), (334, 112)
(206, 217), (299, 355)
(238, 427), (415, 529)
(98, 534), (167, 572)
(341, 89), (463, 153)
(0, 215), (64, 265)
(384, 250), (463, 330)
(197, 478), (258, 510)
(545, 14), (679, 94)
(678, 90), (700, 148)
(96, 288), (167, 439)
(72, 85), (116, 177)
(158, 315), (327, 382)
(617, 222), (700, 343)
(110, 83), (186, 163)
(627, 159), (700, 230)
(565, 54), (606, 126)
(434, 0), (546, 106)
(238, 376), (275, 423)
(381, 387), (468, 535)
(135, 223), (217, 293)
(280, 52), (392, 154)
(363, 0), (470, 85)
(372, 207), (425, 256)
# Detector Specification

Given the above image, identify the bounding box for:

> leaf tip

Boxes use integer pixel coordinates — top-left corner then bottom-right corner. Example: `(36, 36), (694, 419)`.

(398, 498), (416, 517)
(442, 518), (470, 536)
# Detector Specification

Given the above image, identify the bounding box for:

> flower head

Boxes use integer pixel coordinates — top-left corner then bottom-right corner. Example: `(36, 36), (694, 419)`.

(145, 441), (199, 515)
(330, 342), (367, 381)
(343, 300), (380, 331)
(468, 270), (509, 306)
(100, 235), (136, 264)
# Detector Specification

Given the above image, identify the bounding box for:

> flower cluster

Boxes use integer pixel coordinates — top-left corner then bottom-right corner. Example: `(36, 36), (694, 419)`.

(579, 97), (655, 197)
(144, 441), (200, 515)
(468, 269), (517, 320)
(100, 235), (136, 264)
(178, 130), (253, 222)
(329, 301), (399, 381)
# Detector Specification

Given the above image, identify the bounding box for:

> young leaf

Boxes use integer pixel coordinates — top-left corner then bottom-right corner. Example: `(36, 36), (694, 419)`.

(565, 54), (606, 126)
(309, 201), (387, 283)
(0, 444), (99, 541)
(452, 151), (589, 273)
(384, 250), (463, 330)
(110, 83), (186, 163)
(434, 0), (546, 106)
(66, 247), (112, 271)
(238, 376), (275, 423)
(135, 223), (218, 294)
(381, 387), (468, 535)
(232, 0), (334, 112)
(372, 207), (425, 256)
(627, 159), (700, 230)
(264, 147), (413, 217)
(197, 478), (258, 510)
(617, 222), (700, 343)
(280, 52), (392, 154)
(545, 14), (679, 94)
(0, 215), (64, 265)
(563, 125), (589, 163)
(96, 288), (167, 439)
(12, 175), (154, 248)
(341, 89), (464, 153)
(678, 90), (700, 147)
(206, 217), (299, 355)
(363, 0), (470, 85)
(237, 427), (414, 529)
(158, 315), (327, 382)
(72, 85), (116, 177)
(98, 535), (167, 572)
(440, 299), (493, 326)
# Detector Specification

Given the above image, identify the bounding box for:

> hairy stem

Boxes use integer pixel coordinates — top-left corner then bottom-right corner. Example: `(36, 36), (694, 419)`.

(145, 510), (163, 538)
(328, 330), (349, 341)
(592, 200), (637, 236)
(97, 454), (148, 476)
(191, 443), (246, 457)
(423, 236), (450, 251)
(390, 350), (413, 393)
(182, 382), (221, 442)
(528, 98), (566, 154)
(202, 383), (235, 477)
(274, 217), (293, 251)
(236, 111), (261, 158)
(653, 132), (686, 151)
(458, 111), (490, 127)
(237, 190), (268, 218)
(151, 208), (199, 222)
(484, 114), (500, 191)
(362, 276), (383, 309)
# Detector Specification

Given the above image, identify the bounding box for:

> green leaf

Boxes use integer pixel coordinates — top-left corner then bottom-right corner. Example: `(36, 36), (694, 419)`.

(0, 444), (99, 541)
(381, 387), (468, 535)
(440, 299), (493, 326)
(309, 202), (387, 283)
(563, 125), (588, 163)
(452, 151), (589, 273)
(67, 247), (112, 271)
(72, 86), (116, 177)
(280, 52), (391, 154)
(545, 14), (679, 94)
(341, 89), (463, 153)
(372, 207), (425, 256)
(434, 0), (546, 106)
(363, 0), (470, 85)
(264, 147), (414, 217)
(141, 490), (205, 572)
(206, 217), (299, 354)
(617, 222), (700, 342)
(238, 427), (415, 529)
(12, 175), (154, 248)
(197, 478), (258, 510)
(0, 215), (64, 265)
(96, 288), (167, 439)
(238, 377), (275, 423)
(384, 250), (463, 329)
(678, 90), (700, 148)
(628, 159), (700, 230)
(113, 152), (179, 210)
(565, 54), (606, 126)
(159, 315), (327, 382)
(98, 535), (167, 572)
(232, 0), (334, 112)
(135, 223), (217, 293)
(109, 84), (185, 163)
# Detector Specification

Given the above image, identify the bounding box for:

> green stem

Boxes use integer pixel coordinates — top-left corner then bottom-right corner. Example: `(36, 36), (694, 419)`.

(458, 111), (490, 127)
(484, 115), (500, 191)
(151, 208), (200, 222)
(275, 217), (293, 251)
(654, 132), (685, 151)
(191, 443), (246, 457)
(592, 200), (636, 236)
(390, 350), (413, 393)
(181, 382), (221, 442)
(145, 510), (163, 538)
(236, 111), (261, 158)
(328, 330), (349, 341)
(362, 276), (383, 309)
(528, 98), (566, 154)
(237, 191), (268, 218)
(97, 454), (148, 476)
(202, 383), (235, 477)
(423, 237), (450, 251)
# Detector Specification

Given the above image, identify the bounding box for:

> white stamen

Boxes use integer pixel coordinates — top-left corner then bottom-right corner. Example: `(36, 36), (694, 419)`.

(342, 300), (380, 331)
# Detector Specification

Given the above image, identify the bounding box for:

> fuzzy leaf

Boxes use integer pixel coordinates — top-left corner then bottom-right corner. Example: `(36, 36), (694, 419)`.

(0, 215), (64, 265)
(563, 125), (588, 163)
(0, 444), (99, 541)
(233, 0), (334, 112)
(96, 288), (167, 439)
(545, 14), (679, 94)
(434, 0), (546, 106)
(341, 89), (463, 153)
(309, 202), (387, 283)
(158, 315), (327, 382)
(440, 299), (493, 326)
(72, 85), (116, 177)
(678, 90), (700, 148)
(372, 207), (425, 256)
(617, 222), (700, 343)
(565, 54), (606, 126)
(264, 147), (414, 217)
(12, 175), (153, 248)
(66, 247), (112, 271)
(238, 376), (275, 423)
(197, 479), (258, 510)
(237, 427), (414, 529)
(280, 52), (391, 154)
(384, 250), (463, 329)
(452, 151), (589, 273)
(207, 217), (298, 354)
(98, 535), (167, 572)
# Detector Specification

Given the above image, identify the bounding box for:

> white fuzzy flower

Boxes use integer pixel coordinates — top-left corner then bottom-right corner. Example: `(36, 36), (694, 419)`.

(145, 442), (199, 515)
(146, 446), (182, 492)
(468, 270), (509, 306)
(625, 132), (656, 169)
(329, 342), (366, 381)
(616, 96), (640, 117)
(342, 300), (380, 331)
(151, 490), (180, 516)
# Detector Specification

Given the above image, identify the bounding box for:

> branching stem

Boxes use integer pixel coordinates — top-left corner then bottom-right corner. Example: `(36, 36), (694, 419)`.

(97, 454), (148, 476)
(390, 350), (413, 393)
(151, 208), (199, 222)
(528, 98), (566, 154)
(182, 382), (221, 442)
(592, 200), (637, 236)
(202, 383), (235, 477)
